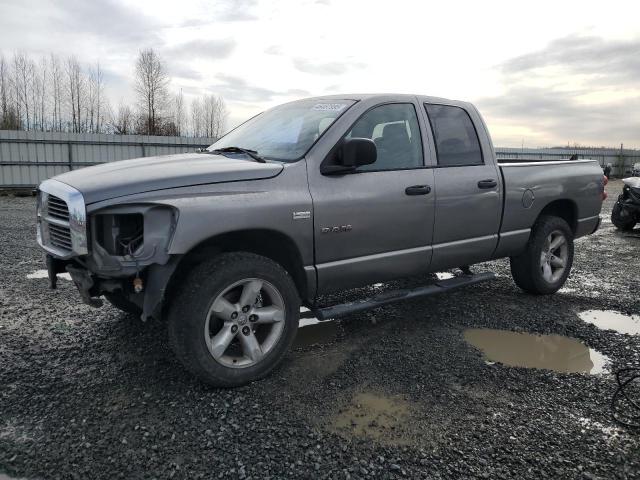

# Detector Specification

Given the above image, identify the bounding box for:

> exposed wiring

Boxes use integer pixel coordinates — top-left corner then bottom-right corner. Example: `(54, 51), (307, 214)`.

(611, 367), (640, 429)
(118, 233), (144, 292)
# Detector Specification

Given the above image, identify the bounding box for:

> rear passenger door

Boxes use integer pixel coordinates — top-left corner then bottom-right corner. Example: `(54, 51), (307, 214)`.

(423, 103), (501, 270)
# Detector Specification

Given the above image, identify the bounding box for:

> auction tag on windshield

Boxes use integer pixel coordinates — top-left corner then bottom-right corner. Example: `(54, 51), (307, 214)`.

(312, 103), (347, 111)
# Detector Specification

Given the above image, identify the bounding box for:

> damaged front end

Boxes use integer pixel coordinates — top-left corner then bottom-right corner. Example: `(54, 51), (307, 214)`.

(37, 179), (181, 320)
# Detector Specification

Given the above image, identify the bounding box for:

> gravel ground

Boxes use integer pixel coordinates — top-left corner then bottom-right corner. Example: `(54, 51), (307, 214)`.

(1, 179), (639, 479)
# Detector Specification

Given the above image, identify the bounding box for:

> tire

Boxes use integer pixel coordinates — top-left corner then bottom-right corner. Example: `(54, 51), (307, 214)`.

(167, 252), (300, 387)
(510, 215), (574, 295)
(104, 291), (142, 316)
(611, 202), (636, 231)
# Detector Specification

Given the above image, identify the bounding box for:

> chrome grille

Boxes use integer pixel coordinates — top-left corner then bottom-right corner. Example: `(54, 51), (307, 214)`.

(37, 179), (87, 259)
(48, 223), (73, 250)
(47, 195), (70, 221)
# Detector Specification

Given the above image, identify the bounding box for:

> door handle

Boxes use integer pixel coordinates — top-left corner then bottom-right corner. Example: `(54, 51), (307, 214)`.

(405, 185), (431, 195)
(477, 179), (498, 189)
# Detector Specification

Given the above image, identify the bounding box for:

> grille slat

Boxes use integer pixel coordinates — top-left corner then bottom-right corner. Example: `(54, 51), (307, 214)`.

(46, 196), (73, 252)
(49, 229), (71, 241)
(47, 195), (70, 223)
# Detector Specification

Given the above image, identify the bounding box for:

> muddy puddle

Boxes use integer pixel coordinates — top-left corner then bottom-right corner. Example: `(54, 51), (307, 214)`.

(464, 328), (609, 374)
(579, 310), (640, 335)
(328, 391), (413, 445)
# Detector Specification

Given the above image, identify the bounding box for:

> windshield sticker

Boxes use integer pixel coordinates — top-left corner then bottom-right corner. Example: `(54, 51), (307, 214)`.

(312, 103), (347, 111)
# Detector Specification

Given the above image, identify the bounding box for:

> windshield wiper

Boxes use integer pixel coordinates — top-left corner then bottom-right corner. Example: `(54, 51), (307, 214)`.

(209, 146), (266, 163)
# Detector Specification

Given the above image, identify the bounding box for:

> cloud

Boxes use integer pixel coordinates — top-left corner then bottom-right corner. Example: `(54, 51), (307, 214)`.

(211, 0), (258, 22)
(500, 34), (640, 84)
(264, 45), (283, 55)
(212, 74), (310, 102)
(165, 38), (236, 61)
(50, 0), (162, 46)
(478, 34), (640, 147)
(293, 58), (351, 75)
(167, 63), (203, 80)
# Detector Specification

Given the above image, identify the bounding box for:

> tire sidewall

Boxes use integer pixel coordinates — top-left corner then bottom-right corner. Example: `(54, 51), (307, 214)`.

(529, 217), (574, 294)
(611, 202), (636, 231)
(168, 253), (300, 387)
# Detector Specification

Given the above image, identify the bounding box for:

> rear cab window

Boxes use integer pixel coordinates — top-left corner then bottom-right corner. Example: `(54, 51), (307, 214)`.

(424, 104), (483, 167)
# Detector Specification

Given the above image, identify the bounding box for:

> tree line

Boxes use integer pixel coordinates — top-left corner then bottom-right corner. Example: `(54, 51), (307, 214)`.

(0, 48), (227, 138)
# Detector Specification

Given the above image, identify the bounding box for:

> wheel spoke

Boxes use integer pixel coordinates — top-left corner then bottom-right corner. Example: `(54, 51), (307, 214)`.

(211, 297), (236, 321)
(542, 262), (553, 281)
(239, 280), (263, 308)
(549, 235), (566, 252)
(238, 331), (263, 362)
(253, 305), (284, 324)
(209, 322), (237, 359)
(550, 255), (565, 268)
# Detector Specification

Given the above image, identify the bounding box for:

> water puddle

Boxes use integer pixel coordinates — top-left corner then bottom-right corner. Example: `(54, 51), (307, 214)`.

(329, 391), (412, 445)
(464, 328), (609, 374)
(26, 269), (71, 281)
(579, 310), (640, 335)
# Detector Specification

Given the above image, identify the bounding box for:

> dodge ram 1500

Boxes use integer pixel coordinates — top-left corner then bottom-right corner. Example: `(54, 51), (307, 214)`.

(36, 94), (606, 386)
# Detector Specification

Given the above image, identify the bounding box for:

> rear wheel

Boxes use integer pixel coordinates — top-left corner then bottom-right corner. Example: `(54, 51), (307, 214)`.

(510, 216), (574, 295)
(167, 252), (300, 387)
(611, 202), (636, 231)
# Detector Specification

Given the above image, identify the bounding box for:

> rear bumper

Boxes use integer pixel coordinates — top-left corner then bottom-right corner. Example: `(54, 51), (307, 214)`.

(575, 215), (601, 238)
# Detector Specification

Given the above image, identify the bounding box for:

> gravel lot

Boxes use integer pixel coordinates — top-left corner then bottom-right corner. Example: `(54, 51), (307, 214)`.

(1, 179), (639, 479)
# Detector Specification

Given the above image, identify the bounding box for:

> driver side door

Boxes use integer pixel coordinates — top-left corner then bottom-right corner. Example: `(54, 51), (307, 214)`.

(308, 102), (436, 294)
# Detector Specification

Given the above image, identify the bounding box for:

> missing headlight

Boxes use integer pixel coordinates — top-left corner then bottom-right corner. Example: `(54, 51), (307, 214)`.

(96, 213), (144, 256)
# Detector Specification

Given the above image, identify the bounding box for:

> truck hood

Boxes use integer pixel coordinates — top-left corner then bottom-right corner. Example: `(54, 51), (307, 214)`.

(51, 153), (284, 204)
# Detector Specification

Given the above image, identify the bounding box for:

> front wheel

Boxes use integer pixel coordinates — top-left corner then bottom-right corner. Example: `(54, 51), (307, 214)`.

(167, 252), (300, 387)
(510, 215), (574, 295)
(611, 202), (636, 231)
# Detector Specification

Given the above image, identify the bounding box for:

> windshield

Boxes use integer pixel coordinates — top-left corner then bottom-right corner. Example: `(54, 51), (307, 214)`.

(208, 99), (355, 161)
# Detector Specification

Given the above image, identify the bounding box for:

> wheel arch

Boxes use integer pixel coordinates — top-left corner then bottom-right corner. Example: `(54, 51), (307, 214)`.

(166, 228), (310, 303)
(536, 199), (578, 234)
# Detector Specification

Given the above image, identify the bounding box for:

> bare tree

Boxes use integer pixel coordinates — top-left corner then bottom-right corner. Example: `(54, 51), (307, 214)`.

(31, 57), (47, 130)
(0, 55), (13, 129)
(112, 103), (134, 134)
(172, 89), (185, 136)
(66, 56), (85, 133)
(134, 48), (169, 135)
(202, 94), (227, 138)
(86, 62), (106, 133)
(49, 54), (64, 131)
(190, 97), (204, 137)
(13, 53), (33, 130)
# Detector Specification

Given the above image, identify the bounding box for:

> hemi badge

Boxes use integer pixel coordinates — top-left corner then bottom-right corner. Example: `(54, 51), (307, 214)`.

(293, 211), (311, 220)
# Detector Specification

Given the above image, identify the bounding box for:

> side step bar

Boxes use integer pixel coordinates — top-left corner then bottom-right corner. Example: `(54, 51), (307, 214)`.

(303, 272), (496, 321)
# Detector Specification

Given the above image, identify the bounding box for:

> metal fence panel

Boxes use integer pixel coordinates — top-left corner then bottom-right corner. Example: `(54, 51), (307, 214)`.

(1, 129), (638, 188)
(0, 130), (216, 187)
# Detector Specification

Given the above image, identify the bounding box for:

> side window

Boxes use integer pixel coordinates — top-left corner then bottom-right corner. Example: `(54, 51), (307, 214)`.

(424, 104), (483, 166)
(346, 103), (423, 171)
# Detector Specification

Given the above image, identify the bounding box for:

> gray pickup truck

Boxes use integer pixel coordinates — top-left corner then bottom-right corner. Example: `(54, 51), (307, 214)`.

(36, 94), (606, 386)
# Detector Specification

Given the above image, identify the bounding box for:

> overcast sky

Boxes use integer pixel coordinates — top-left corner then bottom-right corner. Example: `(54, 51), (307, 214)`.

(0, 0), (639, 148)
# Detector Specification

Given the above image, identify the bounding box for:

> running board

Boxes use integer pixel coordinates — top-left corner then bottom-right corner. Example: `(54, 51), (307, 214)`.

(303, 272), (496, 321)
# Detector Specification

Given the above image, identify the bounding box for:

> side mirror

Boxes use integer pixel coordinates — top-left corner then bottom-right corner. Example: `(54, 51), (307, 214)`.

(340, 137), (377, 168)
